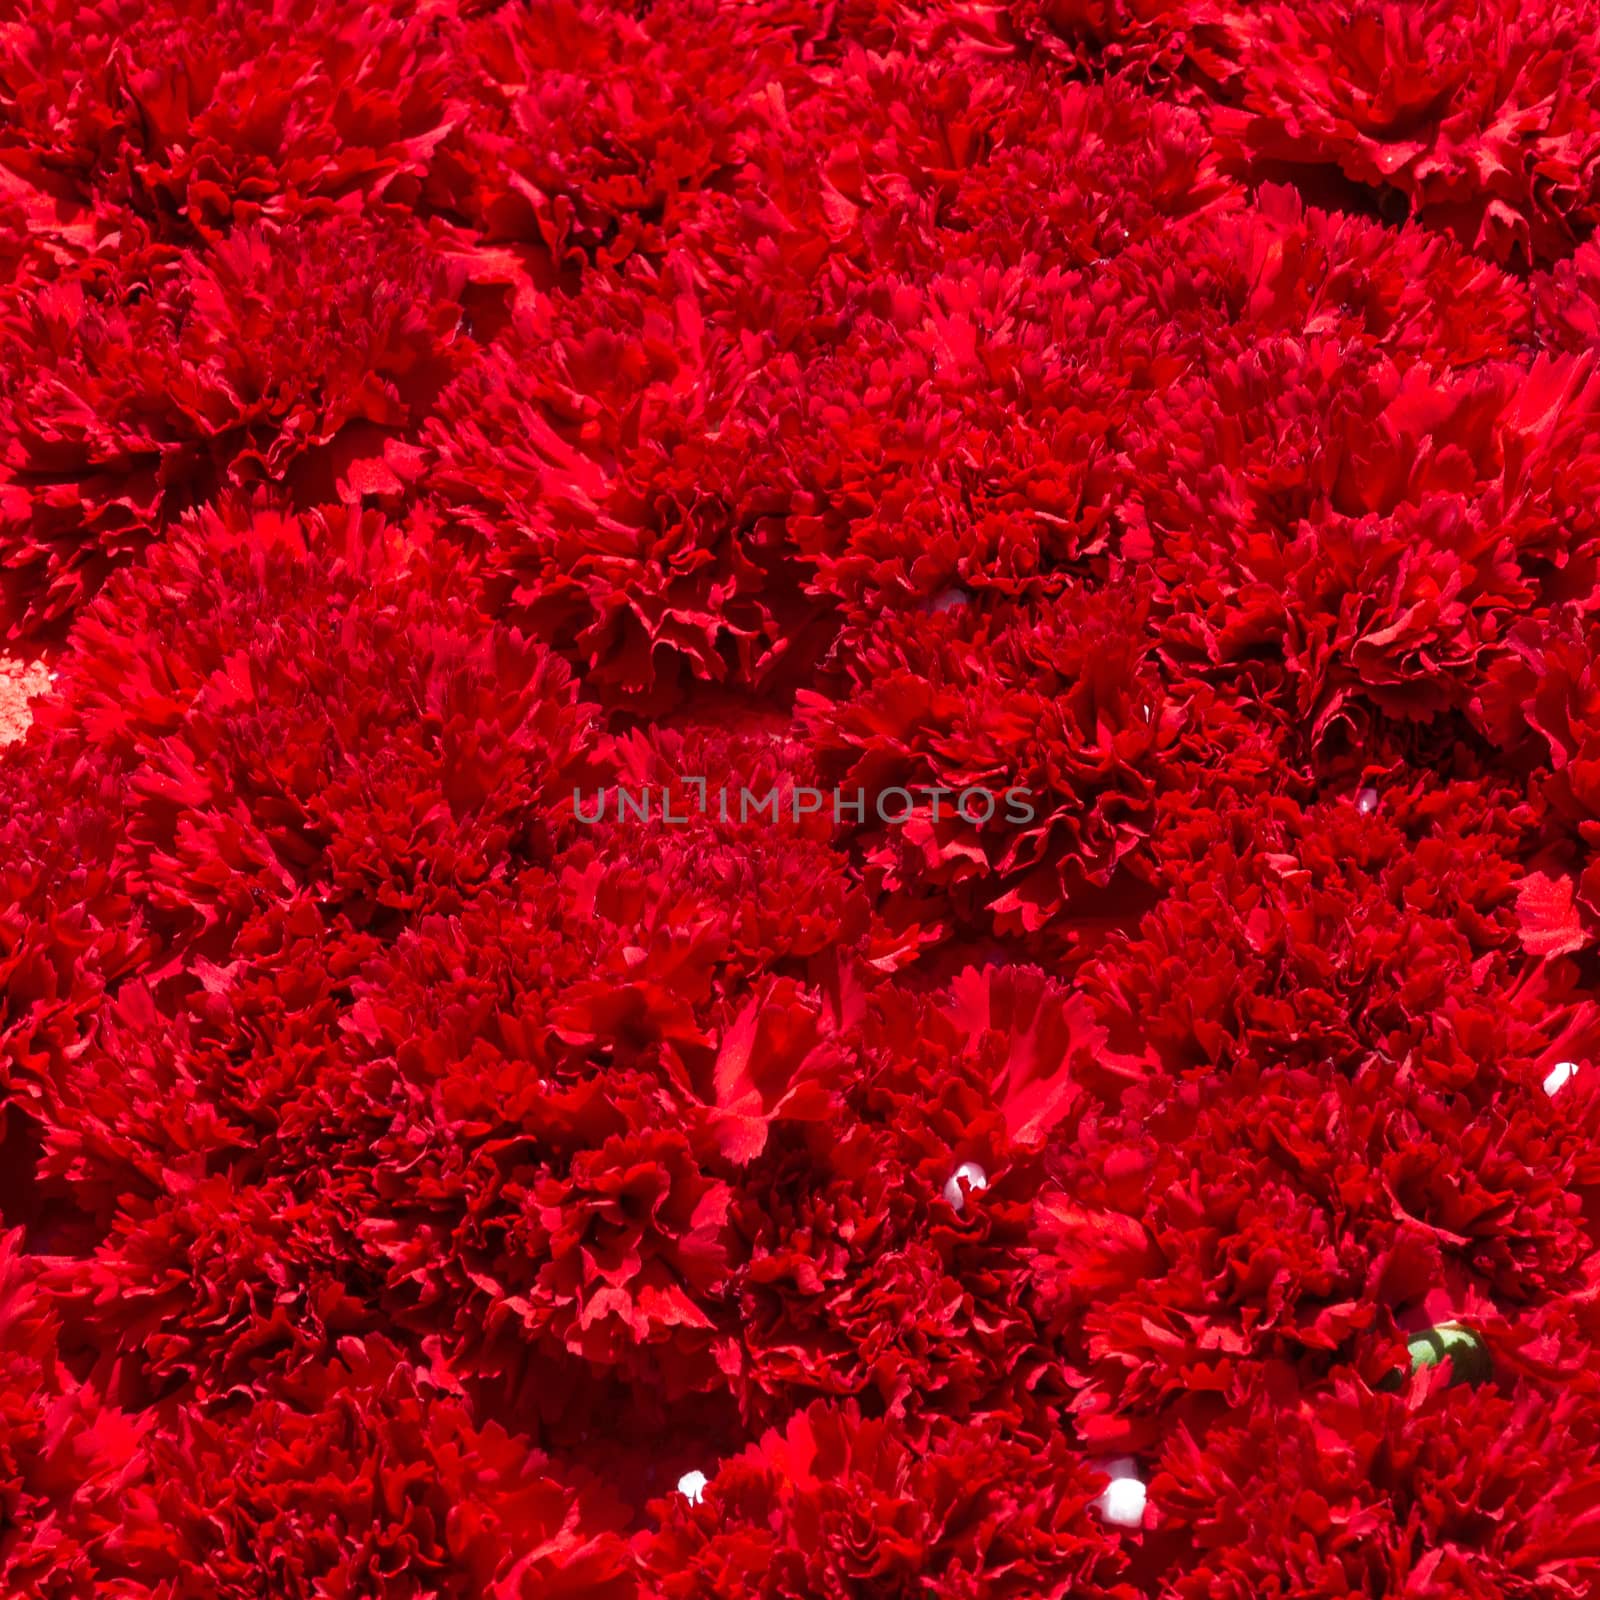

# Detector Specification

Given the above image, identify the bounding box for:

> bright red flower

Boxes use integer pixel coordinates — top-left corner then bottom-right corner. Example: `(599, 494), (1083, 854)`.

(0, 0), (1598, 1593)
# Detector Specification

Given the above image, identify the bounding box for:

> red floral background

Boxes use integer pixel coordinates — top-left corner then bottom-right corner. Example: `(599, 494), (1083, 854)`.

(3, 0), (1600, 1593)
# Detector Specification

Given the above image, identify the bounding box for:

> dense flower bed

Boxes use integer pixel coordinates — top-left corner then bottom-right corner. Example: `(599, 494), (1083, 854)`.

(3, 0), (1600, 1593)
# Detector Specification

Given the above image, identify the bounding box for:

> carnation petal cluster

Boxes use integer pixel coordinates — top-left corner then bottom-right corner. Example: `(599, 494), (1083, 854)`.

(3, 0), (1600, 1595)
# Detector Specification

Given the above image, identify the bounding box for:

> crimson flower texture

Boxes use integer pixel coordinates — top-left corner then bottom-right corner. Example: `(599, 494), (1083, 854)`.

(4, 0), (1600, 1595)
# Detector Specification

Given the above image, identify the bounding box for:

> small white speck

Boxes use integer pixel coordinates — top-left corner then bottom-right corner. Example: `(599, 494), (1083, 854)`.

(677, 1470), (708, 1504)
(1092, 1458), (1146, 1527)
(1355, 787), (1380, 816)
(1544, 1060), (1580, 1096)
(928, 587), (969, 613)
(943, 1160), (988, 1212)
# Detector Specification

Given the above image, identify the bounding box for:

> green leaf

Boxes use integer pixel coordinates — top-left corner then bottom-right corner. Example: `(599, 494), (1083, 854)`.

(1406, 1323), (1491, 1385)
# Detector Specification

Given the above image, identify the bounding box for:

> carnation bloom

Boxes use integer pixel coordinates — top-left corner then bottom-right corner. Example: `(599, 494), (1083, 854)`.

(1, 0), (1600, 1594)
